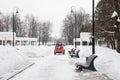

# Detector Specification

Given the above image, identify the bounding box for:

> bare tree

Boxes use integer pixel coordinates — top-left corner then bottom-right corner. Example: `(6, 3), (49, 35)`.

(0, 12), (4, 31)
(24, 15), (38, 38)
(62, 8), (91, 45)
(0, 11), (53, 45)
(2, 15), (11, 32)
(42, 21), (52, 45)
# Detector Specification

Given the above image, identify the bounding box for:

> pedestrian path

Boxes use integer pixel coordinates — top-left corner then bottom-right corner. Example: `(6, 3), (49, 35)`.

(74, 70), (112, 80)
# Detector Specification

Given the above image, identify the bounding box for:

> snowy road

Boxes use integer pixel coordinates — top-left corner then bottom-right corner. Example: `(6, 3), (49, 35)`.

(10, 54), (79, 80)
(10, 54), (111, 80)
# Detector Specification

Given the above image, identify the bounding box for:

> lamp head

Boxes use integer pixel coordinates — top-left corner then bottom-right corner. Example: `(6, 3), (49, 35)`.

(16, 9), (19, 14)
(71, 9), (74, 13)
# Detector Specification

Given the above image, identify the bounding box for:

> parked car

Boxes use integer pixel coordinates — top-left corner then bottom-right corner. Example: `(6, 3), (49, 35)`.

(54, 42), (65, 55)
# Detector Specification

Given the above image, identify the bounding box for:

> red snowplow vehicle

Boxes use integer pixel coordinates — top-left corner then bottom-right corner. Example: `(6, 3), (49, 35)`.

(54, 42), (65, 55)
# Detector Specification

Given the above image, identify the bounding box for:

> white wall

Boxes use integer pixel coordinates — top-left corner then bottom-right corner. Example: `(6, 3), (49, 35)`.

(73, 32), (92, 46)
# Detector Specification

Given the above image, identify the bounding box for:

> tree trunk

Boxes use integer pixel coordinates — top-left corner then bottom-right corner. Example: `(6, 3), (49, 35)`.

(115, 0), (120, 53)
(117, 39), (120, 53)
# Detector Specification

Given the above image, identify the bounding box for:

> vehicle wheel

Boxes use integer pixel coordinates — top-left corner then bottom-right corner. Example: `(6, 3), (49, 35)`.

(63, 52), (65, 55)
(71, 55), (73, 57)
(78, 66), (82, 71)
(54, 52), (56, 55)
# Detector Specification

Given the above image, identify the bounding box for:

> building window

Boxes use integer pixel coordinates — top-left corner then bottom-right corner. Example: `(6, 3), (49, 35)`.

(3, 40), (5, 46)
(82, 41), (87, 45)
(89, 42), (92, 45)
(0, 40), (2, 45)
(75, 42), (80, 45)
(31, 41), (36, 45)
(16, 40), (20, 45)
(24, 41), (29, 45)
(7, 40), (11, 45)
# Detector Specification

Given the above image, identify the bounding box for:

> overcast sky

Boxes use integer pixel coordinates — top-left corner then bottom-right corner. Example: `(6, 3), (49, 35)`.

(0, 0), (99, 38)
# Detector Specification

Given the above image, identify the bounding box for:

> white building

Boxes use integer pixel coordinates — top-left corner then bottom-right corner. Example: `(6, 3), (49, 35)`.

(74, 32), (112, 47)
(73, 32), (92, 46)
(0, 32), (37, 46)
(16, 37), (37, 46)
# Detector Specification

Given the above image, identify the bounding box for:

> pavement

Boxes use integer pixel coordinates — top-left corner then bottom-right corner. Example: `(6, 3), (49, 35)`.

(74, 69), (112, 80)
(69, 58), (112, 80)
(9, 55), (112, 80)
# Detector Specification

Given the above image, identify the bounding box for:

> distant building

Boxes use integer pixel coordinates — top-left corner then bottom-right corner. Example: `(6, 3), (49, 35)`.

(0, 32), (37, 46)
(73, 32), (112, 48)
(73, 32), (92, 46)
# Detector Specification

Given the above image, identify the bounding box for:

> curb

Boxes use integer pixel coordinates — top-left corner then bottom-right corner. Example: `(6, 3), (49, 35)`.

(0, 62), (35, 80)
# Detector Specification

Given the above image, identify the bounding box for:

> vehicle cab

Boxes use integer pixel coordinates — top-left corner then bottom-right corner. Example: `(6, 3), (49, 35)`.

(54, 42), (65, 55)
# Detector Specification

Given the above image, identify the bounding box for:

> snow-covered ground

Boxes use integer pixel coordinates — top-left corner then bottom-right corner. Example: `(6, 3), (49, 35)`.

(75, 46), (120, 80)
(0, 45), (120, 80)
(0, 46), (33, 79)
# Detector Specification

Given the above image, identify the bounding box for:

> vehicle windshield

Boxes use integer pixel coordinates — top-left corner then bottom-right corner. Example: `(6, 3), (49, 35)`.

(56, 43), (62, 46)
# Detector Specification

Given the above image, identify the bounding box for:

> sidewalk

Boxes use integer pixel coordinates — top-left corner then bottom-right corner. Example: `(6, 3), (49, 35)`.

(75, 70), (112, 80)
(0, 63), (34, 80)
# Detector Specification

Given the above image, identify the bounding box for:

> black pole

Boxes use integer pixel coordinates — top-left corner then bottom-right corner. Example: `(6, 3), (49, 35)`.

(13, 12), (14, 47)
(12, 7), (19, 47)
(39, 37), (40, 45)
(39, 27), (40, 45)
(71, 6), (77, 49)
(92, 0), (95, 54)
(75, 11), (77, 49)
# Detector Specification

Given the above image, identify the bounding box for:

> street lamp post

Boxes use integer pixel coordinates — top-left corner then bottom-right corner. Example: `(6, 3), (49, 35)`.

(39, 26), (42, 46)
(13, 7), (19, 47)
(38, 27), (41, 45)
(71, 6), (77, 49)
(92, 0), (95, 54)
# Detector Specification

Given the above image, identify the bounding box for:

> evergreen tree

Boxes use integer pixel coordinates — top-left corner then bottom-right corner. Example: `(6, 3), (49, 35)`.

(95, 0), (120, 52)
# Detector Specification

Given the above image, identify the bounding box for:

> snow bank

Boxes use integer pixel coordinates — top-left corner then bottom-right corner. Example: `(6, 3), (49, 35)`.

(65, 46), (92, 63)
(15, 46), (54, 58)
(1, 45), (120, 80)
(94, 47), (120, 80)
(73, 46), (120, 80)
(0, 46), (32, 79)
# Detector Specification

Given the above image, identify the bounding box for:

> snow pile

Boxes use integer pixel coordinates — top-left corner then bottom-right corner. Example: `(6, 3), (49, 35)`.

(16, 46), (54, 58)
(111, 11), (118, 18)
(65, 46), (92, 63)
(73, 46), (120, 80)
(94, 47), (120, 80)
(0, 45), (120, 80)
(0, 46), (32, 79)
